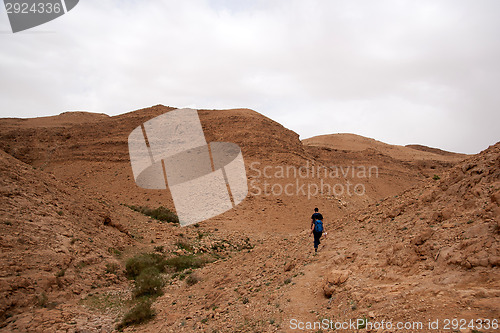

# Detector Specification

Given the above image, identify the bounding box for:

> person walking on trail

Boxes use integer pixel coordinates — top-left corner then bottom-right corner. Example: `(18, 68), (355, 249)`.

(310, 208), (324, 252)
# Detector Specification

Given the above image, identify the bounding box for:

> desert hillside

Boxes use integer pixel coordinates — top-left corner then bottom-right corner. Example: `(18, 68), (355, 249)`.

(0, 106), (467, 234)
(303, 133), (466, 162)
(0, 106), (497, 332)
(0, 148), (135, 329)
(135, 142), (499, 332)
(303, 134), (466, 178)
(0, 147), (259, 331)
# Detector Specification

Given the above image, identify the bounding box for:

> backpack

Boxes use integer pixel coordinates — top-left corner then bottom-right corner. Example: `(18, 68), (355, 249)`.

(314, 219), (323, 233)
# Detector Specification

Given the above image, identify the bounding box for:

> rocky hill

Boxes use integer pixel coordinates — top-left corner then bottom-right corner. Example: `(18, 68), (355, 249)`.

(0, 148), (136, 330)
(1, 106), (494, 332)
(0, 106), (467, 234)
(0, 147), (259, 331)
(137, 142), (499, 332)
(303, 133), (466, 162)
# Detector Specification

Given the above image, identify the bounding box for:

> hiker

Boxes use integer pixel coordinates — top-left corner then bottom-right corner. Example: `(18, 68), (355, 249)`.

(310, 208), (324, 252)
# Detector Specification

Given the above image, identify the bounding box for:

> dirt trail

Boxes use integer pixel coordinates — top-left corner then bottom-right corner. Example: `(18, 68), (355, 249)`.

(282, 235), (335, 331)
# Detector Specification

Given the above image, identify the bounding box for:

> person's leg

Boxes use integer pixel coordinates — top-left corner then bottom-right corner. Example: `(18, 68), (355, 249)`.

(313, 232), (320, 251)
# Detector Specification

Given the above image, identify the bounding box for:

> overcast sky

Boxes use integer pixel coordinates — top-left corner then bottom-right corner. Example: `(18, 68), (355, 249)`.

(1, 0), (499, 154)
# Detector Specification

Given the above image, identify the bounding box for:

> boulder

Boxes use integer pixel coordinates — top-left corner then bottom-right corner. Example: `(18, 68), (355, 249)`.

(323, 269), (350, 298)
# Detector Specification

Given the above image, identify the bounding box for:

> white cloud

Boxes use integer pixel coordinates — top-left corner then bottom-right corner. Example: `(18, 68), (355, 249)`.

(0, 0), (499, 153)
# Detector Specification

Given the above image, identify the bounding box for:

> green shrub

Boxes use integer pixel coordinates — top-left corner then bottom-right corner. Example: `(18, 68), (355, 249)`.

(55, 269), (66, 277)
(126, 253), (166, 279)
(433, 174), (440, 180)
(175, 241), (194, 253)
(105, 262), (120, 274)
(153, 245), (164, 253)
(133, 267), (164, 298)
(148, 206), (179, 223)
(186, 274), (200, 286)
(107, 247), (122, 257)
(117, 300), (155, 331)
(36, 292), (48, 307)
(126, 205), (179, 224)
(165, 255), (209, 272)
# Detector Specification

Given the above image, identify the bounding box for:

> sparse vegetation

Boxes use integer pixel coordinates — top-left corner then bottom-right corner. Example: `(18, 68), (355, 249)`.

(36, 292), (48, 308)
(80, 292), (126, 312)
(175, 240), (194, 253)
(125, 205), (179, 224)
(75, 261), (88, 270)
(119, 252), (168, 330)
(125, 252), (166, 279)
(117, 300), (155, 331)
(153, 245), (164, 253)
(238, 237), (253, 250)
(105, 262), (120, 275)
(165, 254), (210, 272)
(120, 250), (212, 330)
(186, 273), (200, 286)
(107, 247), (122, 257)
(433, 174), (440, 180)
(133, 267), (164, 298)
(55, 269), (66, 277)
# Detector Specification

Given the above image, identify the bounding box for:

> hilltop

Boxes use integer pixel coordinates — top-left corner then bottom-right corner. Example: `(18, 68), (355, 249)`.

(303, 133), (466, 162)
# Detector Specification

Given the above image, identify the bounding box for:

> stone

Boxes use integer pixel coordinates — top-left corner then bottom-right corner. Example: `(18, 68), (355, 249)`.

(323, 269), (350, 298)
